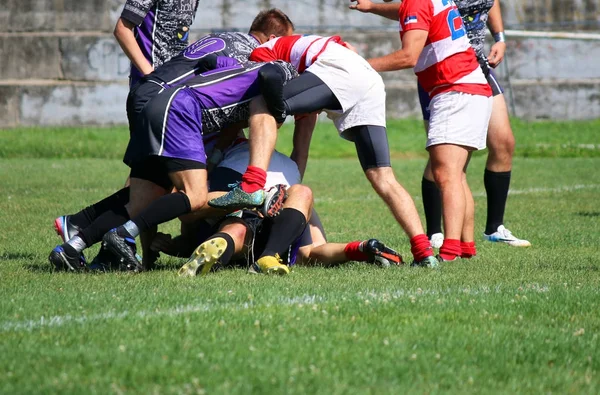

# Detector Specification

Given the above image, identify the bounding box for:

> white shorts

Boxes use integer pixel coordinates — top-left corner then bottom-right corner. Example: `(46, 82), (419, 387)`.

(426, 91), (493, 150)
(218, 142), (301, 188)
(306, 43), (386, 136)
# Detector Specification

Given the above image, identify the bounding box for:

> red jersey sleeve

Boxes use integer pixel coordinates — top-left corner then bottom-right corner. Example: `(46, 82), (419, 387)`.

(398, 0), (432, 33)
(249, 46), (278, 62)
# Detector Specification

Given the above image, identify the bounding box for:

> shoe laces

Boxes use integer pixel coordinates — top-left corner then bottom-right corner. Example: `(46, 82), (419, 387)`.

(227, 181), (241, 189)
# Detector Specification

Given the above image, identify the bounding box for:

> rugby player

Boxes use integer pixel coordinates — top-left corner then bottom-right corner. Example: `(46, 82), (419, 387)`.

(114, 0), (199, 86)
(51, 10), (296, 270)
(208, 34), (439, 268)
(365, 0), (494, 261)
(49, 58), (298, 272)
(350, 0), (530, 248)
(149, 141), (403, 275)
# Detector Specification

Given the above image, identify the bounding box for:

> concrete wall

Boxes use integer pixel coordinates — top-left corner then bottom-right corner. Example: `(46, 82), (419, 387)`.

(1, 0), (599, 127)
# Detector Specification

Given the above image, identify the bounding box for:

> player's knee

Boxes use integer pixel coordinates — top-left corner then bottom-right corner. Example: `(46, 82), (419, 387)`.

(365, 167), (397, 193)
(219, 223), (246, 248)
(288, 184), (313, 202)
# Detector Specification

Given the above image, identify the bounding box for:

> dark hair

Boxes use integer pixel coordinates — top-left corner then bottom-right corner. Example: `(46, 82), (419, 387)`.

(249, 8), (294, 37)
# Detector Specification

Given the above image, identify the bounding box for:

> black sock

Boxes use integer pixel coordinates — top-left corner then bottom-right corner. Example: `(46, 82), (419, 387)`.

(421, 177), (442, 237)
(484, 169), (511, 234)
(131, 192), (192, 234)
(69, 187), (130, 229)
(260, 208), (307, 258)
(78, 205), (130, 247)
(208, 232), (235, 266)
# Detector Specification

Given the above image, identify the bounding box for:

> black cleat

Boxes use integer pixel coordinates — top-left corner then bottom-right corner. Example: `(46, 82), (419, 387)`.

(102, 229), (143, 272)
(363, 239), (403, 266)
(48, 245), (86, 272)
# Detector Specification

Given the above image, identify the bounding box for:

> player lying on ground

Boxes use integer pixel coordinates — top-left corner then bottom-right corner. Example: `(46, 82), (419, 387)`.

(366, 0), (493, 262)
(350, 0), (530, 248)
(49, 58), (299, 272)
(147, 141), (403, 275)
(207, 33), (438, 268)
(52, 9), (297, 269)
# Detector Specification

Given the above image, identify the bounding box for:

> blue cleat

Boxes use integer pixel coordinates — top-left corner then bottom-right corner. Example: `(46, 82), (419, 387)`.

(208, 183), (265, 211)
(48, 245), (86, 272)
(54, 215), (86, 265)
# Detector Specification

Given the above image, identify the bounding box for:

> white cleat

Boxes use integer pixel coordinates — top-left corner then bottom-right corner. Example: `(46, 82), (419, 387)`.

(483, 225), (531, 247)
(429, 233), (444, 249)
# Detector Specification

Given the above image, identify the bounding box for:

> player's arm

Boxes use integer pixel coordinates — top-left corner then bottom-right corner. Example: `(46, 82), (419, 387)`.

(348, 0), (401, 21)
(367, 29), (428, 72)
(290, 113), (318, 179)
(114, 0), (156, 75)
(249, 46), (279, 62)
(487, 0), (506, 68)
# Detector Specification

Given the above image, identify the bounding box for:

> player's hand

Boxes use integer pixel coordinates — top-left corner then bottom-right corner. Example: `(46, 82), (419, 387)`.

(487, 42), (506, 68)
(150, 232), (174, 253)
(349, 0), (374, 13)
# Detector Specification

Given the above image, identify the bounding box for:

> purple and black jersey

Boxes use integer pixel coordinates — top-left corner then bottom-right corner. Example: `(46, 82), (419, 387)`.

(123, 60), (297, 167)
(127, 32), (261, 124)
(121, 0), (199, 85)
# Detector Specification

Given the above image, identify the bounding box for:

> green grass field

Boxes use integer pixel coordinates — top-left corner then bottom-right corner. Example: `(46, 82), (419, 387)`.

(1, 120), (599, 394)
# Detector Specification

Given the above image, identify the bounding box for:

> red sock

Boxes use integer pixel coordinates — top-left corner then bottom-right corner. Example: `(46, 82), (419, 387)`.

(439, 239), (461, 261)
(344, 241), (369, 262)
(410, 234), (434, 262)
(240, 166), (267, 193)
(461, 241), (477, 259)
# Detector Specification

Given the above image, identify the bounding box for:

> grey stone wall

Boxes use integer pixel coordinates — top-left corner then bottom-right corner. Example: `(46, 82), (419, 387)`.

(0, 0), (599, 127)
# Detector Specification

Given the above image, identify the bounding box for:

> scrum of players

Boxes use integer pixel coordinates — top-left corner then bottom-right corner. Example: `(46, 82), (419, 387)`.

(49, 0), (530, 276)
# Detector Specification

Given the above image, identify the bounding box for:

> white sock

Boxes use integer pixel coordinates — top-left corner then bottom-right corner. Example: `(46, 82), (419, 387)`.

(66, 236), (87, 253)
(122, 221), (140, 238)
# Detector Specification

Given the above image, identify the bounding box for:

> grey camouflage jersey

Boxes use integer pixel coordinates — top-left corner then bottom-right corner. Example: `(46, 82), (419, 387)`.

(454, 0), (494, 67)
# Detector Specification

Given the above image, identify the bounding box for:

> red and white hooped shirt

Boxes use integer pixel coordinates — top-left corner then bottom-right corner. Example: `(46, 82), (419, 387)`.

(249, 35), (344, 73)
(399, 0), (491, 98)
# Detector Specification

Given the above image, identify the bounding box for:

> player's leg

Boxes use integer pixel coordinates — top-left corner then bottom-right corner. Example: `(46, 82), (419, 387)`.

(483, 84), (530, 246)
(345, 125), (437, 268)
(179, 218), (248, 277)
(429, 144), (470, 262)
(253, 184), (313, 275)
(208, 70), (341, 211)
(416, 83), (444, 246)
(103, 159), (208, 271)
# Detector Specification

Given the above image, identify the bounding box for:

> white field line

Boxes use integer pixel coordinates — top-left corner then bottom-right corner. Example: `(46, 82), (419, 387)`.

(314, 184), (600, 203)
(0, 285), (551, 333)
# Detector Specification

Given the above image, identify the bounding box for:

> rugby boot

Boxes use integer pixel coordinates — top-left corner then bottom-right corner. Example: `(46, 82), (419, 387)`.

(363, 239), (403, 266)
(435, 254), (459, 263)
(48, 245), (86, 272)
(102, 229), (143, 272)
(260, 184), (288, 218)
(178, 237), (228, 277)
(410, 255), (440, 268)
(54, 215), (86, 265)
(483, 225), (531, 247)
(208, 183), (265, 211)
(250, 254), (290, 275)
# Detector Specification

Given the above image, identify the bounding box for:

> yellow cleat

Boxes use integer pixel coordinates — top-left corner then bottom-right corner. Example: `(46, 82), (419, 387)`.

(178, 237), (228, 277)
(251, 254), (290, 275)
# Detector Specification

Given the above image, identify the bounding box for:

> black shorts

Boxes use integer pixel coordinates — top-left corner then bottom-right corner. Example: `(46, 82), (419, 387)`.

(343, 125), (392, 171)
(130, 156), (205, 190)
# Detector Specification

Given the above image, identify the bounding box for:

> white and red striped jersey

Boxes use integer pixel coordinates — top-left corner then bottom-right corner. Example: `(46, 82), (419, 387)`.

(249, 35), (344, 73)
(399, 0), (491, 98)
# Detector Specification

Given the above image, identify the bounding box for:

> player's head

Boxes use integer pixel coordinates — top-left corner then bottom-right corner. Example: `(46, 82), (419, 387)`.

(249, 9), (295, 43)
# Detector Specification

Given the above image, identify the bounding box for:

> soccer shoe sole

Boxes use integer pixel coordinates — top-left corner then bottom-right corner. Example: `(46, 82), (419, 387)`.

(261, 184), (288, 218)
(483, 235), (532, 247)
(178, 237), (227, 277)
(102, 233), (143, 272)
